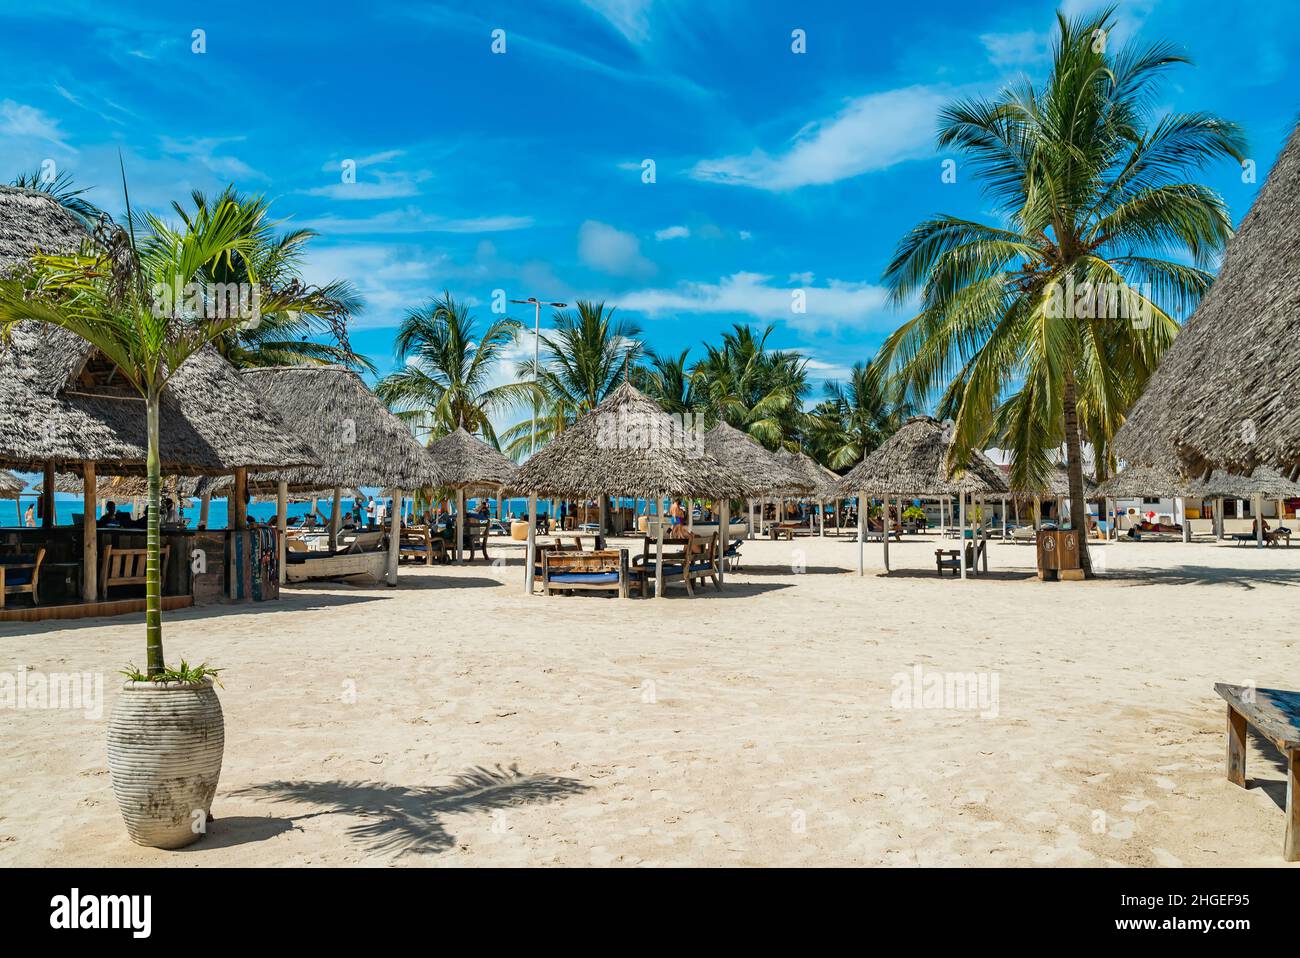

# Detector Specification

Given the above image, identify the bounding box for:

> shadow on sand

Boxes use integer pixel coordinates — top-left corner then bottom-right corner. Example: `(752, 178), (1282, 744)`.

(1098, 565), (1300, 590)
(231, 764), (590, 857)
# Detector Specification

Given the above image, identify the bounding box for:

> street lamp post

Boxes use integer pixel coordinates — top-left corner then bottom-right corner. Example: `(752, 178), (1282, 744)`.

(510, 296), (567, 457)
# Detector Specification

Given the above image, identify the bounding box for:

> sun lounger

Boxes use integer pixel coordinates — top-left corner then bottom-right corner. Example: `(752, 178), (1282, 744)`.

(634, 532), (720, 597)
(1215, 682), (1300, 861)
(541, 548), (636, 597)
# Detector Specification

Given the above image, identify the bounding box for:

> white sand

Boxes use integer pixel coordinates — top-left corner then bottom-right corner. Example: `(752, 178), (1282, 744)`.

(1, 532), (1296, 867)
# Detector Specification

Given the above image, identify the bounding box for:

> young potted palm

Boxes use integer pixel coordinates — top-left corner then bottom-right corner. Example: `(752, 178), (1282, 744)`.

(0, 189), (295, 848)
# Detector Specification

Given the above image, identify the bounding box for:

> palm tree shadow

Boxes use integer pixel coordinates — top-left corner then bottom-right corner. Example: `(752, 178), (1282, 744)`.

(232, 764), (589, 858)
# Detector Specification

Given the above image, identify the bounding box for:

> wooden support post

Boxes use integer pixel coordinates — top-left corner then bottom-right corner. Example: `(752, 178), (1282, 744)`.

(82, 462), (97, 602)
(959, 492), (967, 580)
(1254, 493), (1264, 548)
(1181, 497), (1192, 543)
(42, 462), (55, 528)
(856, 492), (865, 576)
(524, 495), (537, 594)
(598, 494), (607, 547)
(455, 487), (465, 564)
(1225, 705), (1247, 787)
(232, 468), (248, 530)
(1287, 750), (1299, 862)
(718, 498), (728, 586)
(818, 499), (825, 537)
(329, 486), (342, 552)
(654, 493), (665, 599)
(882, 495), (891, 572)
(276, 479), (288, 586)
(386, 489), (401, 586)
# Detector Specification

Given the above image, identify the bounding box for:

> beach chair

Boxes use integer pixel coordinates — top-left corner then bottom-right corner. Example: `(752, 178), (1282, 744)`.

(541, 548), (636, 598)
(465, 519), (491, 561)
(0, 548), (45, 608)
(1010, 526), (1037, 545)
(634, 533), (719, 597)
(398, 525), (447, 565)
(1215, 683), (1300, 861)
(723, 536), (743, 572)
(100, 544), (170, 599)
(340, 530), (385, 554)
(934, 539), (987, 576)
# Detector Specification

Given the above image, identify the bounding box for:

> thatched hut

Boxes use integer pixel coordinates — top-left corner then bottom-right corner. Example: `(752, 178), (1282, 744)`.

(835, 416), (1008, 577)
(702, 422), (812, 539)
(0, 469), (24, 497)
(1116, 125), (1300, 480)
(0, 186), (86, 273)
(192, 365), (446, 584)
(512, 382), (745, 596)
(769, 447), (843, 537)
(425, 426), (519, 563)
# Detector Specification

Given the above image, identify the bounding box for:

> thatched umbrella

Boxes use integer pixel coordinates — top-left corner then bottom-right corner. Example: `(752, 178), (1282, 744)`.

(703, 422), (811, 540)
(835, 416), (1008, 577)
(425, 426), (519, 563)
(0, 186), (86, 274)
(1007, 463), (1099, 537)
(192, 365), (445, 583)
(513, 382), (745, 597)
(771, 447), (841, 537)
(1116, 125), (1300, 480)
(0, 469), (24, 496)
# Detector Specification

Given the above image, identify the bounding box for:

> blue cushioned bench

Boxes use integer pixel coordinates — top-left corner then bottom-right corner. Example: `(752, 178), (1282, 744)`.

(540, 548), (636, 598)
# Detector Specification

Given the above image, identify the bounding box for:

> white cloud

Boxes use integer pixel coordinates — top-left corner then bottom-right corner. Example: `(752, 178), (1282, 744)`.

(654, 225), (690, 241)
(158, 136), (259, 179)
(689, 85), (949, 190)
(0, 100), (74, 150)
(578, 219), (656, 277)
(298, 207), (534, 235)
(579, 0), (654, 44)
(980, 29), (1051, 68)
(617, 271), (892, 332)
(802, 357), (854, 381)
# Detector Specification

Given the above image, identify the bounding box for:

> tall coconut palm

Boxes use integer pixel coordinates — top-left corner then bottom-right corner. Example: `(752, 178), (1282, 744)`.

(877, 6), (1244, 574)
(0, 192), (318, 674)
(636, 348), (697, 416)
(502, 300), (642, 458)
(168, 188), (371, 372)
(375, 291), (530, 447)
(807, 360), (915, 469)
(691, 324), (807, 448)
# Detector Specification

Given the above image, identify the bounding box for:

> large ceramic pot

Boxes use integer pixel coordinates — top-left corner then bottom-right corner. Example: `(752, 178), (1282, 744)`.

(106, 678), (225, 849)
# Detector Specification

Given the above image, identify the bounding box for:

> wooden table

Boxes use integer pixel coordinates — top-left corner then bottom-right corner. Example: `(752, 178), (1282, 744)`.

(1215, 682), (1300, 861)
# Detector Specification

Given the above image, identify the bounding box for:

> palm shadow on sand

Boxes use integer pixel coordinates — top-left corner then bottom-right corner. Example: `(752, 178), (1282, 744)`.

(232, 764), (589, 857)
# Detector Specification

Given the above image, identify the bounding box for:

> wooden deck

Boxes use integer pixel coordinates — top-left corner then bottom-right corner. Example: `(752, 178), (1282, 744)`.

(0, 594), (193, 623)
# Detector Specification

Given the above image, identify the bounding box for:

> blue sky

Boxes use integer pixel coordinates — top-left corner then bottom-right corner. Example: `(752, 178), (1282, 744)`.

(2, 0), (1296, 423)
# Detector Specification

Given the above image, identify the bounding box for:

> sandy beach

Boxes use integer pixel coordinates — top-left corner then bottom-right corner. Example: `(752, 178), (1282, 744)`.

(1, 533), (1296, 867)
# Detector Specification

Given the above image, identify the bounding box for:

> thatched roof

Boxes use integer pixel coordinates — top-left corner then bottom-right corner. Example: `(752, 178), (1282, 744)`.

(513, 382), (745, 499)
(1115, 125), (1300, 479)
(702, 422), (811, 497)
(425, 426), (518, 490)
(0, 187), (86, 274)
(37, 471), (164, 498)
(0, 469), (25, 496)
(1094, 462), (1196, 499)
(1193, 467), (1300, 500)
(191, 366), (443, 495)
(834, 416), (1009, 497)
(773, 447), (841, 499)
(1010, 463), (1097, 497)
(0, 323), (320, 477)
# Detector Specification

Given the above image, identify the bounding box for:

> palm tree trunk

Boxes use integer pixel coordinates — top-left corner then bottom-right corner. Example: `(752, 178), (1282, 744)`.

(1062, 372), (1093, 577)
(145, 389), (165, 676)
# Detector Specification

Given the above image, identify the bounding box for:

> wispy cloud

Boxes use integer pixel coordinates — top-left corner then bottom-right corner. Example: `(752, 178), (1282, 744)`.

(579, 0), (654, 45)
(578, 220), (656, 277)
(690, 86), (948, 190)
(654, 224), (689, 241)
(0, 100), (75, 151)
(298, 207), (534, 235)
(158, 136), (260, 180)
(980, 29), (1052, 68)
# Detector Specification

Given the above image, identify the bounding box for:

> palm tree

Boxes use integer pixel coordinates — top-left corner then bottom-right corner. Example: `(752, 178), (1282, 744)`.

(375, 291), (530, 446)
(168, 188), (371, 372)
(636, 348), (697, 416)
(877, 6), (1244, 574)
(11, 167), (104, 229)
(502, 300), (642, 458)
(0, 191), (319, 674)
(807, 360), (915, 469)
(691, 324), (807, 448)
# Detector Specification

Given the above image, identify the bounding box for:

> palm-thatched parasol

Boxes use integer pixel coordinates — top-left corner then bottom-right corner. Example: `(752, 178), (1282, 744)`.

(0, 186), (86, 274)
(1115, 125), (1300, 480)
(1009, 463), (1097, 498)
(425, 426), (519, 563)
(835, 416), (1008, 577)
(0, 469), (25, 497)
(1094, 462), (1197, 500)
(512, 382), (745, 597)
(702, 421), (811, 498)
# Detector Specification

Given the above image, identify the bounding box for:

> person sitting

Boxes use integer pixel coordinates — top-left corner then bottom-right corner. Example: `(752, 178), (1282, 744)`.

(98, 500), (120, 526)
(161, 497), (180, 526)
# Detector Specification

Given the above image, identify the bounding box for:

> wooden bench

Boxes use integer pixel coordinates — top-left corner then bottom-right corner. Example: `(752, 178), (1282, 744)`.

(1216, 682), (1299, 861)
(541, 549), (636, 597)
(634, 533), (719, 597)
(0, 548), (46, 608)
(934, 539), (987, 576)
(769, 521), (800, 541)
(397, 525), (448, 565)
(100, 544), (170, 599)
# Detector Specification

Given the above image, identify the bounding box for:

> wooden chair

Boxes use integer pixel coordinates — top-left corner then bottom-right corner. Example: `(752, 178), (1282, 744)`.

(541, 548), (635, 598)
(0, 548), (46, 608)
(934, 539), (987, 576)
(465, 519), (491, 561)
(100, 544), (170, 599)
(634, 533), (720, 597)
(398, 525), (446, 565)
